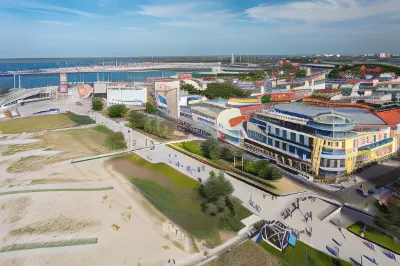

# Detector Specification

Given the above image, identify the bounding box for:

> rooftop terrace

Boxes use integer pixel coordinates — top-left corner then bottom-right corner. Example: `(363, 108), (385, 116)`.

(274, 103), (386, 126)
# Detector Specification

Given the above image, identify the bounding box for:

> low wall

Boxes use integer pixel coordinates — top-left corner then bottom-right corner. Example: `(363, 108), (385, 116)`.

(162, 221), (197, 253)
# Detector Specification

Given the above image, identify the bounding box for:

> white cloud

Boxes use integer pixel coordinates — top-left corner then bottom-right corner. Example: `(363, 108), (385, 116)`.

(135, 3), (201, 18)
(37, 20), (72, 26)
(135, 2), (241, 28)
(1, 0), (101, 18)
(245, 0), (400, 24)
(162, 10), (239, 28)
(121, 27), (145, 31)
(120, 27), (154, 35)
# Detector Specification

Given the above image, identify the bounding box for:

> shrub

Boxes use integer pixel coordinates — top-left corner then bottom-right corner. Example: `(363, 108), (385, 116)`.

(107, 104), (128, 118)
(105, 132), (127, 150)
(201, 139), (219, 158)
(92, 97), (104, 111)
(202, 171), (234, 202)
(128, 110), (146, 129)
(145, 102), (156, 114)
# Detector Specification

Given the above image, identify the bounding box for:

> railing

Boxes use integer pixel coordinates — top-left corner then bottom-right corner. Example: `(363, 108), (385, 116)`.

(307, 121), (355, 131)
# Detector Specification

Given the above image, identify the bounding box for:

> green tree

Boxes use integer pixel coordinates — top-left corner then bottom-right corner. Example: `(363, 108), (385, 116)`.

(209, 146), (223, 160)
(220, 147), (233, 162)
(145, 102), (156, 114)
(201, 139), (219, 158)
(295, 70), (307, 78)
(92, 97), (104, 111)
(181, 83), (198, 94)
(261, 95), (271, 104)
(232, 148), (243, 158)
(128, 110), (146, 129)
(107, 104), (127, 118)
(202, 171), (234, 202)
(327, 68), (341, 79)
(202, 83), (251, 99)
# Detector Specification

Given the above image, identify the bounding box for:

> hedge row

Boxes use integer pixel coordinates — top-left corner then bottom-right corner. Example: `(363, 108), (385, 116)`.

(0, 187), (113, 197)
(167, 144), (278, 194)
(0, 238), (98, 252)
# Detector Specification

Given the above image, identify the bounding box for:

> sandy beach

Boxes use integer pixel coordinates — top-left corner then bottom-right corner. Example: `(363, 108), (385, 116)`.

(0, 158), (190, 266)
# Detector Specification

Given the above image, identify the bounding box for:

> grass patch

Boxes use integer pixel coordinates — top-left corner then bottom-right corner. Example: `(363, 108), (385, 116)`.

(2, 196), (32, 224)
(64, 112), (95, 125)
(4, 126), (126, 172)
(206, 240), (281, 266)
(173, 241), (184, 251)
(0, 238), (98, 253)
(0, 112), (94, 134)
(347, 221), (400, 253)
(8, 217), (99, 237)
(105, 132), (127, 150)
(110, 154), (250, 248)
(175, 141), (204, 156)
(0, 186), (113, 197)
(163, 245), (170, 250)
(7, 156), (45, 173)
(30, 178), (81, 185)
(260, 240), (353, 266)
(117, 154), (199, 189)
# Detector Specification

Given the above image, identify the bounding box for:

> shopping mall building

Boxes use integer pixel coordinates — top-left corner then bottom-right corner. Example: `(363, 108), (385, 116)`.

(216, 103), (400, 179)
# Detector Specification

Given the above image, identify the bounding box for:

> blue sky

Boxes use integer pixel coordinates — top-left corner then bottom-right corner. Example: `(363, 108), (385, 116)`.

(0, 0), (399, 58)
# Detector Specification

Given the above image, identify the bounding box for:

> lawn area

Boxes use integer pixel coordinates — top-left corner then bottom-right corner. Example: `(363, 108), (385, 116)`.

(347, 221), (400, 253)
(206, 240), (281, 266)
(109, 154), (251, 248)
(260, 240), (353, 266)
(0, 112), (94, 134)
(5, 125), (126, 173)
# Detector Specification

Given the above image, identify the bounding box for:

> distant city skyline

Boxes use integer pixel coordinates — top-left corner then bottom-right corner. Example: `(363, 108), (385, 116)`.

(0, 0), (399, 58)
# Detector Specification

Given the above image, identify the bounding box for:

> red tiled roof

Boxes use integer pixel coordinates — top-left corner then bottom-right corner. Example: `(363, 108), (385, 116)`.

(269, 92), (298, 102)
(374, 108), (400, 125)
(239, 105), (264, 114)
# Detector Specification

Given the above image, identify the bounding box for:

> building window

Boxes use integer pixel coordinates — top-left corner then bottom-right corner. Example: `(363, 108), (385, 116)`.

(268, 125), (272, 133)
(275, 140), (280, 149)
(282, 130), (287, 139)
(275, 128), (280, 136)
(341, 142), (345, 148)
(289, 145), (296, 154)
(340, 159), (345, 167)
(335, 142), (339, 147)
(384, 133), (388, 139)
(268, 138), (273, 146)
(290, 132), (296, 142)
(299, 135), (305, 145)
(282, 143), (287, 151)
